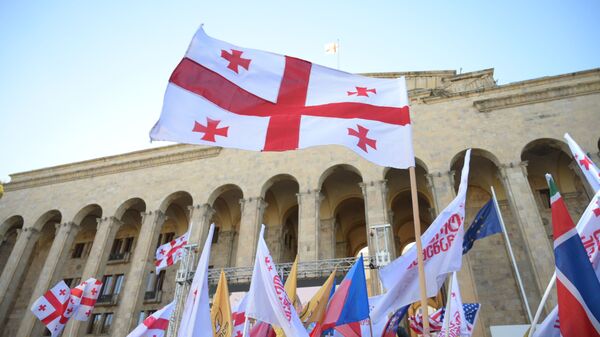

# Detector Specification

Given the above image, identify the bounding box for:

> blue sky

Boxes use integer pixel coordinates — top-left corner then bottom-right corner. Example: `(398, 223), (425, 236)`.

(1, 1), (599, 182)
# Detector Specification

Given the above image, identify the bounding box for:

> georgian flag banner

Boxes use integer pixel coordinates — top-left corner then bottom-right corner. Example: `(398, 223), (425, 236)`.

(150, 27), (414, 169)
(155, 230), (189, 272)
(30, 280), (73, 337)
(231, 293), (249, 337)
(126, 300), (175, 337)
(70, 278), (103, 321)
(565, 133), (600, 192)
(177, 224), (215, 337)
(371, 149), (471, 322)
(245, 225), (309, 337)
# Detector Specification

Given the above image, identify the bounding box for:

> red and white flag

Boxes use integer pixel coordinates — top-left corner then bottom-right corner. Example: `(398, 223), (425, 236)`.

(70, 278), (102, 321)
(245, 225), (309, 337)
(565, 133), (600, 193)
(439, 272), (468, 337)
(126, 300), (175, 337)
(30, 280), (73, 337)
(371, 149), (471, 322)
(155, 231), (189, 272)
(177, 224), (215, 337)
(232, 293), (249, 337)
(408, 307), (444, 334)
(150, 27), (414, 169)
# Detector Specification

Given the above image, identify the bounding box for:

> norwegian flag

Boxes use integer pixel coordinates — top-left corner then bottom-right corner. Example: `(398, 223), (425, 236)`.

(30, 280), (73, 337)
(408, 307), (444, 334)
(70, 278), (103, 321)
(126, 300), (175, 337)
(150, 27), (414, 169)
(155, 231), (189, 272)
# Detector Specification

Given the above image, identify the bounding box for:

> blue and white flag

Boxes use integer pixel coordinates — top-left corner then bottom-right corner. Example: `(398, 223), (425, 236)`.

(462, 199), (502, 254)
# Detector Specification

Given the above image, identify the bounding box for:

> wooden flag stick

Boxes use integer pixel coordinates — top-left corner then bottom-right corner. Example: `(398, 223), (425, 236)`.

(409, 166), (430, 336)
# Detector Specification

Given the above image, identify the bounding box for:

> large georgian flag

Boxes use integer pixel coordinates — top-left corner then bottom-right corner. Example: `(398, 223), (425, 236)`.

(546, 174), (600, 337)
(126, 301), (175, 337)
(245, 226), (309, 337)
(150, 27), (414, 169)
(155, 230), (189, 272)
(371, 149), (471, 322)
(30, 280), (73, 337)
(70, 278), (103, 321)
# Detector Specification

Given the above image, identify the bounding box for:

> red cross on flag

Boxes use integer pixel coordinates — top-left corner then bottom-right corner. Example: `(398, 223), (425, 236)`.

(70, 278), (103, 321)
(565, 133), (600, 193)
(150, 27), (414, 169)
(126, 300), (175, 337)
(155, 231), (190, 272)
(30, 280), (73, 337)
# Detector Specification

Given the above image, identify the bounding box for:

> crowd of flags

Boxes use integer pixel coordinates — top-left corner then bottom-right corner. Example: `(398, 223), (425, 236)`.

(27, 21), (600, 337)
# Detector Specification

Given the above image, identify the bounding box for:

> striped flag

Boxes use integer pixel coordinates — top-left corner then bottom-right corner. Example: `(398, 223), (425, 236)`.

(408, 307), (444, 334)
(547, 174), (600, 337)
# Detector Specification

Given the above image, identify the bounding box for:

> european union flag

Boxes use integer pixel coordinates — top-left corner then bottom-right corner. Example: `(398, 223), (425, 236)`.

(462, 199), (503, 254)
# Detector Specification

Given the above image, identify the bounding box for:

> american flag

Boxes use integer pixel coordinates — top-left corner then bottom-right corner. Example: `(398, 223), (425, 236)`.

(462, 303), (481, 334)
(408, 307), (444, 333)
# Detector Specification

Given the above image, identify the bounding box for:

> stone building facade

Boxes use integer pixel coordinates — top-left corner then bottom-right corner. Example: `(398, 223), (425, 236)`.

(0, 67), (599, 337)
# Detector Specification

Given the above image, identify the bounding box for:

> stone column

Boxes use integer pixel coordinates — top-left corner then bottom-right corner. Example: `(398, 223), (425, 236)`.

(219, 230), (236, 267)
(427, 171), (486, 337)
(297, 189), (321, 262)
(360, 180), (395, 262)
(64, 216), (122, 336)
(499, 162), (556, 309)
(0, 227), (39, 331)
(235, 197), (267, 267)
(188, 204), (216, 246)
(17, 222), (79, 337)
(113, 210), (166, 333)
(319, 218), (336, 259)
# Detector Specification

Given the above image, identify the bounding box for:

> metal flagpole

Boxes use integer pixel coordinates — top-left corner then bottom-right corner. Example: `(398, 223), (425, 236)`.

(241, 318), (250, 337)
(527, 273), (556, 337)
(409, 166), (431, 336)
(490, 186), (534, 323)
(368, 317), (375, 337)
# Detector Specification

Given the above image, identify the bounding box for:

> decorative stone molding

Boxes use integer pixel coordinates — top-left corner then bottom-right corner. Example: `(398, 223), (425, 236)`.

(5, 145), (222, 191)
(474, 80), (600, 113)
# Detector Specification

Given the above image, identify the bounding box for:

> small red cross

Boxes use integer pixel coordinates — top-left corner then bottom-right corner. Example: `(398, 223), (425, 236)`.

(193, 118), (229, 142)
(85, 310), (91, 317)
(347, 87), (377, 97)
(235, 331), (243, 337)
(159, 249), (166, 256)
(348, 125), (376, 152)
(91, 288), (97, 296)
(221, 49), (251, 74)
(580, 156), (593, 170)
(59, 289), (66, 296)
(593, 200), (600, 217)
(66, 307), (73, 314)
(38, 304), (47, 312)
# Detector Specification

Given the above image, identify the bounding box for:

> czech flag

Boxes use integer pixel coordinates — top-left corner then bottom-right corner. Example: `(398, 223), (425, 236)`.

(320, 255), (370, 336)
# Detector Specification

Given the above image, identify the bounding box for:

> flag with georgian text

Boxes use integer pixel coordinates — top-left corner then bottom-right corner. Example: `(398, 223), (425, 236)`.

(150, 27), (414, 169)
(30, 280), (73, 337)
(126, 300), (175, 337)
(565, 133), (600, 192)
(371, 149), (472, 322)
(155, 230), (189, 272)
(245, 225), (309, 337)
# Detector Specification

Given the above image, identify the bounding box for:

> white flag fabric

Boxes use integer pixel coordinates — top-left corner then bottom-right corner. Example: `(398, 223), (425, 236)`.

(533, 190), (600, 337)
(440, 272), (468, 337)
(245, 225), (309, 337)
(177, 224), (215, 337)
(30, 280), (73, 337)
(126, 300), (175, 337)
(565, 133), (600, 192)
(71, 278), (103, 321)
(232, 293), (249, 337)
(155, 230), (190, 272)
(150, 27), (414, 169)
(371, 149), (472, 322)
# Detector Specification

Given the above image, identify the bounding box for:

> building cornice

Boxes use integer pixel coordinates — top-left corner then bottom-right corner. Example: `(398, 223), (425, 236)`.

(473, 80), (600, 112)
(6, 145), (221, 191)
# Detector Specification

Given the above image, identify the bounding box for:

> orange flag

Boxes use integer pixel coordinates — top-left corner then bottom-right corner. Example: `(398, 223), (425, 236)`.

(211, 270), (232, 337)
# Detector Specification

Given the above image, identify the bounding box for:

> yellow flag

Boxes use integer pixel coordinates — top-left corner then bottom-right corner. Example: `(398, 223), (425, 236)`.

(275, 256), (300, 337)
(211, 270), (232, 337)
(299, 268), (336, 323)
(0, 183), (4, 199)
